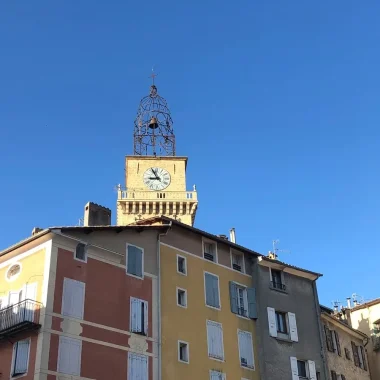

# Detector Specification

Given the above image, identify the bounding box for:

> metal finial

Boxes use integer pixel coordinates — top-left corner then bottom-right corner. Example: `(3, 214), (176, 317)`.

(149, 67), (158, 85)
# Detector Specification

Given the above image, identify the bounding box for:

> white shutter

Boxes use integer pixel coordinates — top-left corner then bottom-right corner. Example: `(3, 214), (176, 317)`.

(267, 307), (277, 337)
(131, 298), (147, 334)
(128, 352), (148, 380)
(308, 360), (317, 380)
(58, 336), (82, 375)
(14, 340), (30, 374)
(207, 321), (224, 360)
(62, 278), (85, 319)
(238, 330), (254, 369)
(24, 283), (37, 322)
(290, 357), (299, 380)
(288, 312), (299, 342)
(210, 370), (225, 380)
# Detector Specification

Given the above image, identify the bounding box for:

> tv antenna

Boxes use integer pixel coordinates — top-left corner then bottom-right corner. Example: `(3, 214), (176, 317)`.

(268, 239), (291, 259)
(332, 300), (341, 312)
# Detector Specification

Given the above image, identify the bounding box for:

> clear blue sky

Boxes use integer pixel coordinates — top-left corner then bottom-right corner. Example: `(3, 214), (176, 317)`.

(1, 1), (379, 308)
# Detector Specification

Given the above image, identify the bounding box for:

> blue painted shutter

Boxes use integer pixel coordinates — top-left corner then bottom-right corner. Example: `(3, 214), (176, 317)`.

(128, 246), (143, 277)
(14, 340), (29, 375)
(229, 282), (238, 314)
(247, 287), (257, 319)
(212, 276), (220, 308)
(205, 274), (214, 306)
(128, 353), (148, 380)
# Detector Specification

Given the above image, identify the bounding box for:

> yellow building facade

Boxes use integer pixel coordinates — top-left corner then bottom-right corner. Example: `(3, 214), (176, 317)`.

(160, 243), (259, 380)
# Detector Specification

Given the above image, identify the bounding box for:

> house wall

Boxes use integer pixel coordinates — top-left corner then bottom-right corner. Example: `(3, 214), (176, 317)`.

(254, 263), (327, 380)
(351, 304), (380, 380)
(160, 241), (260, 380)
(322, 315), (370, 380)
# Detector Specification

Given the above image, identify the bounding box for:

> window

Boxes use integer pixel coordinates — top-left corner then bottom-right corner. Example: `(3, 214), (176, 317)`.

(11, 339), (30, 377)
(126, 244), (144, 278)
(128, 352), (148, 380)
(351, 341), (367, 370)
(207, 320), (224, 360)
(204, 272), (220, 309)
(57, 336), (82, 375)
(297, 360), (307, 378)
(270, 269), (285, 291)
(238, 330), (254, 369)
(344, 347), (351, 360)
(178, 341), (189, 363)
(290, 357), (316, 380)
(203, 241), (216, 262)
(177, 255), (187, 275)
(331, 370), (337, 380)
(130, 297), (148, 335)
(231, 250), (244, 272)
(229, 282), (257, 319)
(75, 243), (87, 262)
(177, 288), (187, 308)
(61, 278), (85, 319)
(210, 370), (226, 380)
(276, 311), (288, 334)
(360, 346), (367, 370)
(324, 326), (342, 356)
(332, 330), (341, 356)
(6, 263), (21, 282)
(267, 307), (298, 341)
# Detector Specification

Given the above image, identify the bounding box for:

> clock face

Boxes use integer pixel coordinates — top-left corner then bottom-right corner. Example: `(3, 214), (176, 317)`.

(143, 167), (171, 191)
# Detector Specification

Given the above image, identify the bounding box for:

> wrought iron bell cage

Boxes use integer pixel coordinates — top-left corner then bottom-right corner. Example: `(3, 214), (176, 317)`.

(133, 84), (175, 156)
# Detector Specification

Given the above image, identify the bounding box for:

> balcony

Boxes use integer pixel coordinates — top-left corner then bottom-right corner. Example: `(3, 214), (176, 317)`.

(0, 299), (42, 339)
(118, 190), (197, 201)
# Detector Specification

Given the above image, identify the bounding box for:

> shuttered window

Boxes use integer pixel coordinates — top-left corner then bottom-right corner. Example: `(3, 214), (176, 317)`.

(75, 243), (87, 262)
(238, 330), (254, 369)
(290, 357), (316, 380)
(127, 244), (144, 278)
(352, 341), (360, 367)
(12, 339), (30, 376)
(128, 352), (148, 380)
(205, 273), (220, 309)
(360, 346), (367, 370)
(57, 336), (82, 376)
(334, 331), (341, 356)
(130, 297), (148, 335)
(210, 370), (226, 380)
(267, 307), (298, 341)
(229, 282), (257, 319)
(207, 320), (224, 360)
(61, 278), (85, 319)
(324, 325), (334, 352)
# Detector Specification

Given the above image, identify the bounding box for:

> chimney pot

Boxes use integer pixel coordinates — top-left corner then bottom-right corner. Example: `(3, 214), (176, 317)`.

(229, 228), (236, 243)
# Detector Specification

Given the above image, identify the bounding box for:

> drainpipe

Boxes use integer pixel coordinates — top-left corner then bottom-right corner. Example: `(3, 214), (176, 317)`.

(157, 222), (172, 380)
(312, 279), (329, 380)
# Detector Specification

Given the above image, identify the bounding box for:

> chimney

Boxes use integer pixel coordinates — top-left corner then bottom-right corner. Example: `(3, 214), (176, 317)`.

(229, 228), (236, 243)
(31, 227), (43, 236)
(346, 297), (352, 309)
(84, 202), (111, 226)
(217, 234), (228, 241)
(353, 299), (358, 307)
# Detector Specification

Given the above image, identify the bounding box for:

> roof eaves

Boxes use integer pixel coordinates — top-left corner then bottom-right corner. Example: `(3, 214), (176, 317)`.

(321, 311), (368, 339)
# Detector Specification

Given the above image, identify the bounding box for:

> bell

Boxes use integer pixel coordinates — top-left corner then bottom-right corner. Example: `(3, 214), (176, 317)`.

(148, 116), (158, 129)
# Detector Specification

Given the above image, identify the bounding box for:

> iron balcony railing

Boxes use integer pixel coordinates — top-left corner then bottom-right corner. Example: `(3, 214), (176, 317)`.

(271, 281), (286, 291)
(0, 299), (42, 338)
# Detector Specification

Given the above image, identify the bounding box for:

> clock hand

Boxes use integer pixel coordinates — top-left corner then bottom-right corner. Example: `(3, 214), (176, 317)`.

(151, 168), (159, 179)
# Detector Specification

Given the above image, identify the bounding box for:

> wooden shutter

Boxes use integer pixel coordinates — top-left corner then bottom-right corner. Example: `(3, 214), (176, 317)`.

(58, 336), (82, 375)
(331, 370), (337, 380)
(290, 357), (299, 380)
(307, 360), (317, 380)
(324, 325), (334, 352)
(144, 301), (148, 336)
(229, 282), (238, 314)
(288, 312), (299, 342)
(207, 321), (224, 360)
(210, 370), (225, 380)
(212, 276), (220, 308)
(13, 340), (30, 375)
(238, 330), (254, 369)
(267, 307), (277, 337)
(128, 352), (148, 380)
(360, 346), (367, 370)
(247, 287), (257, 319)
(205, 273), (214, 306)
(334, 331), (341, 356)
(128, 245), (143, 277)
(351, 341), (359, 367)
(24, 283), (37, 322)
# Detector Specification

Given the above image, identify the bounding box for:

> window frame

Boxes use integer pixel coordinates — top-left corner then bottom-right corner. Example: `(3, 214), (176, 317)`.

(130, 297), (148, 336)
(275, 310), (289, 335)
(176, 254), (187, 276)
(230, 249), (245, 273)
(269, 268), (286, 291)
(202, 238), (218, 263)
(57, 336), (82, 376)
(236, 284), (249, 319)
(126, 243), (144, 280)
(61, 277), (86, 320)
(128, 352), (149, 380)
(297, 359), (308, 378)
(204, 271), (221, 310)
(209, 370), (226, 380)
(10, 338), (31, 379)
(178, 340), (190, 364)
(74, 242), (88, 263)
(176, 287), (187, 309)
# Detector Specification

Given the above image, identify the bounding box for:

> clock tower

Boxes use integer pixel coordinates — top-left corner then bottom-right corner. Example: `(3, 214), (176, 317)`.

(116, 81), (198, 226)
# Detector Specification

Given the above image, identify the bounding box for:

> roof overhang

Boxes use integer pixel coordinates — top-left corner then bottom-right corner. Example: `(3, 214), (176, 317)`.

(258, 256), (321, 281)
